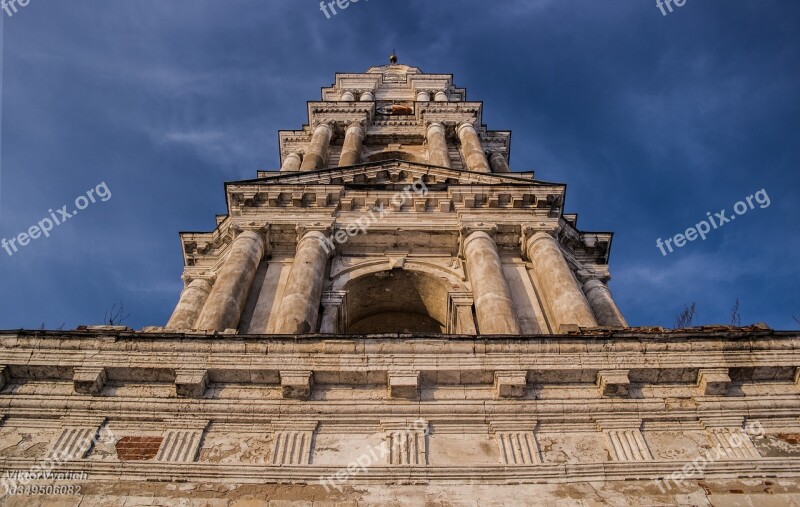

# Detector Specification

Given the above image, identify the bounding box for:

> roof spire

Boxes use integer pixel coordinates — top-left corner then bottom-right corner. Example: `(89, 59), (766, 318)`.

(389, 50), (398, 65)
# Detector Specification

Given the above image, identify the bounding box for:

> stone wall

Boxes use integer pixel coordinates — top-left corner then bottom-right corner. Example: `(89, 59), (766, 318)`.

(0, 327), (799, 504)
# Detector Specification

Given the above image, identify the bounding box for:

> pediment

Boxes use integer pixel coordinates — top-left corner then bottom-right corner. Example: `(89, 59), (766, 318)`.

(242, 160), (555, 189)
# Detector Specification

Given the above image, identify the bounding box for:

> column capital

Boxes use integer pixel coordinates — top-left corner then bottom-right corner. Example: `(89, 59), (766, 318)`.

(426, 121), (447, 133)
(296, 224), (333, 244)
(345, 120), (365, 132)
(583, 278), (610, 293)
(456, 121), (478, 137)
(459, 224), (498, 258)
(230, 225), (271, 255)
(181, 270), (217, 286)
(321, 290), (347, 307)
(311, 120), (335, 135)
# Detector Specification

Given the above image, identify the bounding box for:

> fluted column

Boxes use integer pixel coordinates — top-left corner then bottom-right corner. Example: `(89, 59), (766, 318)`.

(196, 230), (267, 332)
(338, 122), (365, 167)
(524, 232), (597, 331)
(457, 123), (491, 173)
(273, 230), (330, 334)
(488, 151), (511, 173)
(300, 123), (333, 171)
(583, 279), (628, 327)
(280, 152), (303, 172)
(426, 122), (451, 168)
(166, 274), (215, 329)
(463, 231), (521, 334)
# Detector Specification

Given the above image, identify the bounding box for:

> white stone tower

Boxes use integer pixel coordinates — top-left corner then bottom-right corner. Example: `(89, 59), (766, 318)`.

(1, 58), (798, 505)
(166, 58), (627, 336)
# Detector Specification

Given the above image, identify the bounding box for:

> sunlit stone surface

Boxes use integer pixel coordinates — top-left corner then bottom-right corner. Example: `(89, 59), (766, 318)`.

(1, 60), (798, 506)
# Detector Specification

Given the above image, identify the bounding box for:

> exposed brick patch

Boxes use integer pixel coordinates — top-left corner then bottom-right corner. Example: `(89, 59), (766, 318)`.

(777, 433), (800, 445)
(115, 436), (163, 461)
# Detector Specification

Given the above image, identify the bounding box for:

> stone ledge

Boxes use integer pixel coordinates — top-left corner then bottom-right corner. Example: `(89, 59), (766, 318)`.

(280, 370), (314, 399)
(697, 368), (732, 396)
(388, 371), (420, 398)
(493, 370), (527, 398)
(73, 366), (108, 395)
(597, 370), (630, 398)
(175, 369), (209, 398)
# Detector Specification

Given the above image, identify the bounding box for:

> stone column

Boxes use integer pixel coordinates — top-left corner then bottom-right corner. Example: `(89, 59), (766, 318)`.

(524, 232), (597, 331)
(457, 123), (491, 173)
(273, 230), (330, 334)
(426, 122), (451, 168)
(166, 274), (214, 329)
(300, 123), (333, 171)
(196, 230), (267, 332)
(280, 152), (303, 172)
(416, 91), (430, 102)
(488, 151), (511, 173)
(583, 279), (628, 327)
(463, 231), (521, 334)
(319, 291), (347, 333)
(338, 122), (365, 167)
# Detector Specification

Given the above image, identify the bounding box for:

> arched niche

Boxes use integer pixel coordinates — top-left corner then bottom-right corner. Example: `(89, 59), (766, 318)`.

(331, 260), (469, 334)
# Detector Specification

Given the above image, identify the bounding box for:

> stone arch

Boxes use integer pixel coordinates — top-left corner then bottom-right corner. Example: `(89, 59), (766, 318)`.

(364, 150), (421, 164)
(330, 259), (469, 334)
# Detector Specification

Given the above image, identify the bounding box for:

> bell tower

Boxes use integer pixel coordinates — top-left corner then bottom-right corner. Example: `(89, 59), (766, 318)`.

(1, 57), (797, 505)
(167, 57), (627, 335)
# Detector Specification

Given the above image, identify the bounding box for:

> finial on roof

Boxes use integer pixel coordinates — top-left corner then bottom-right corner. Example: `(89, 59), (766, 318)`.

(389, 50), (398, 65)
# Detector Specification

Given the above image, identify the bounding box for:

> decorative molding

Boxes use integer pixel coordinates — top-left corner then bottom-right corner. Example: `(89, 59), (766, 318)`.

(156, 420), (209, 463)
(381, 419), (428, 466)
(271, 421), (318, 465)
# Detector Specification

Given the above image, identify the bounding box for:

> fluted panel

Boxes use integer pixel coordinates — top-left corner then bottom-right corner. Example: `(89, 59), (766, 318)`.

(604, 429), (652, 462)
(49, 426), (98, 459)
(156, 429), (204, 462)
(497, 431), (540, 465)
(386, 430), (426, 465)
(271, 431), (313, 465)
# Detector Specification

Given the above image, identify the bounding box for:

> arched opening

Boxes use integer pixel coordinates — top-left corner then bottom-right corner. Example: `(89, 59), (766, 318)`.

(343, 268), (449, 334)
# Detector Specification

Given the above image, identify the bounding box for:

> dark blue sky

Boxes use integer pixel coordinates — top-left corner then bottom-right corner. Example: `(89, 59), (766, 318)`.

(0, 0), (798, 330)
